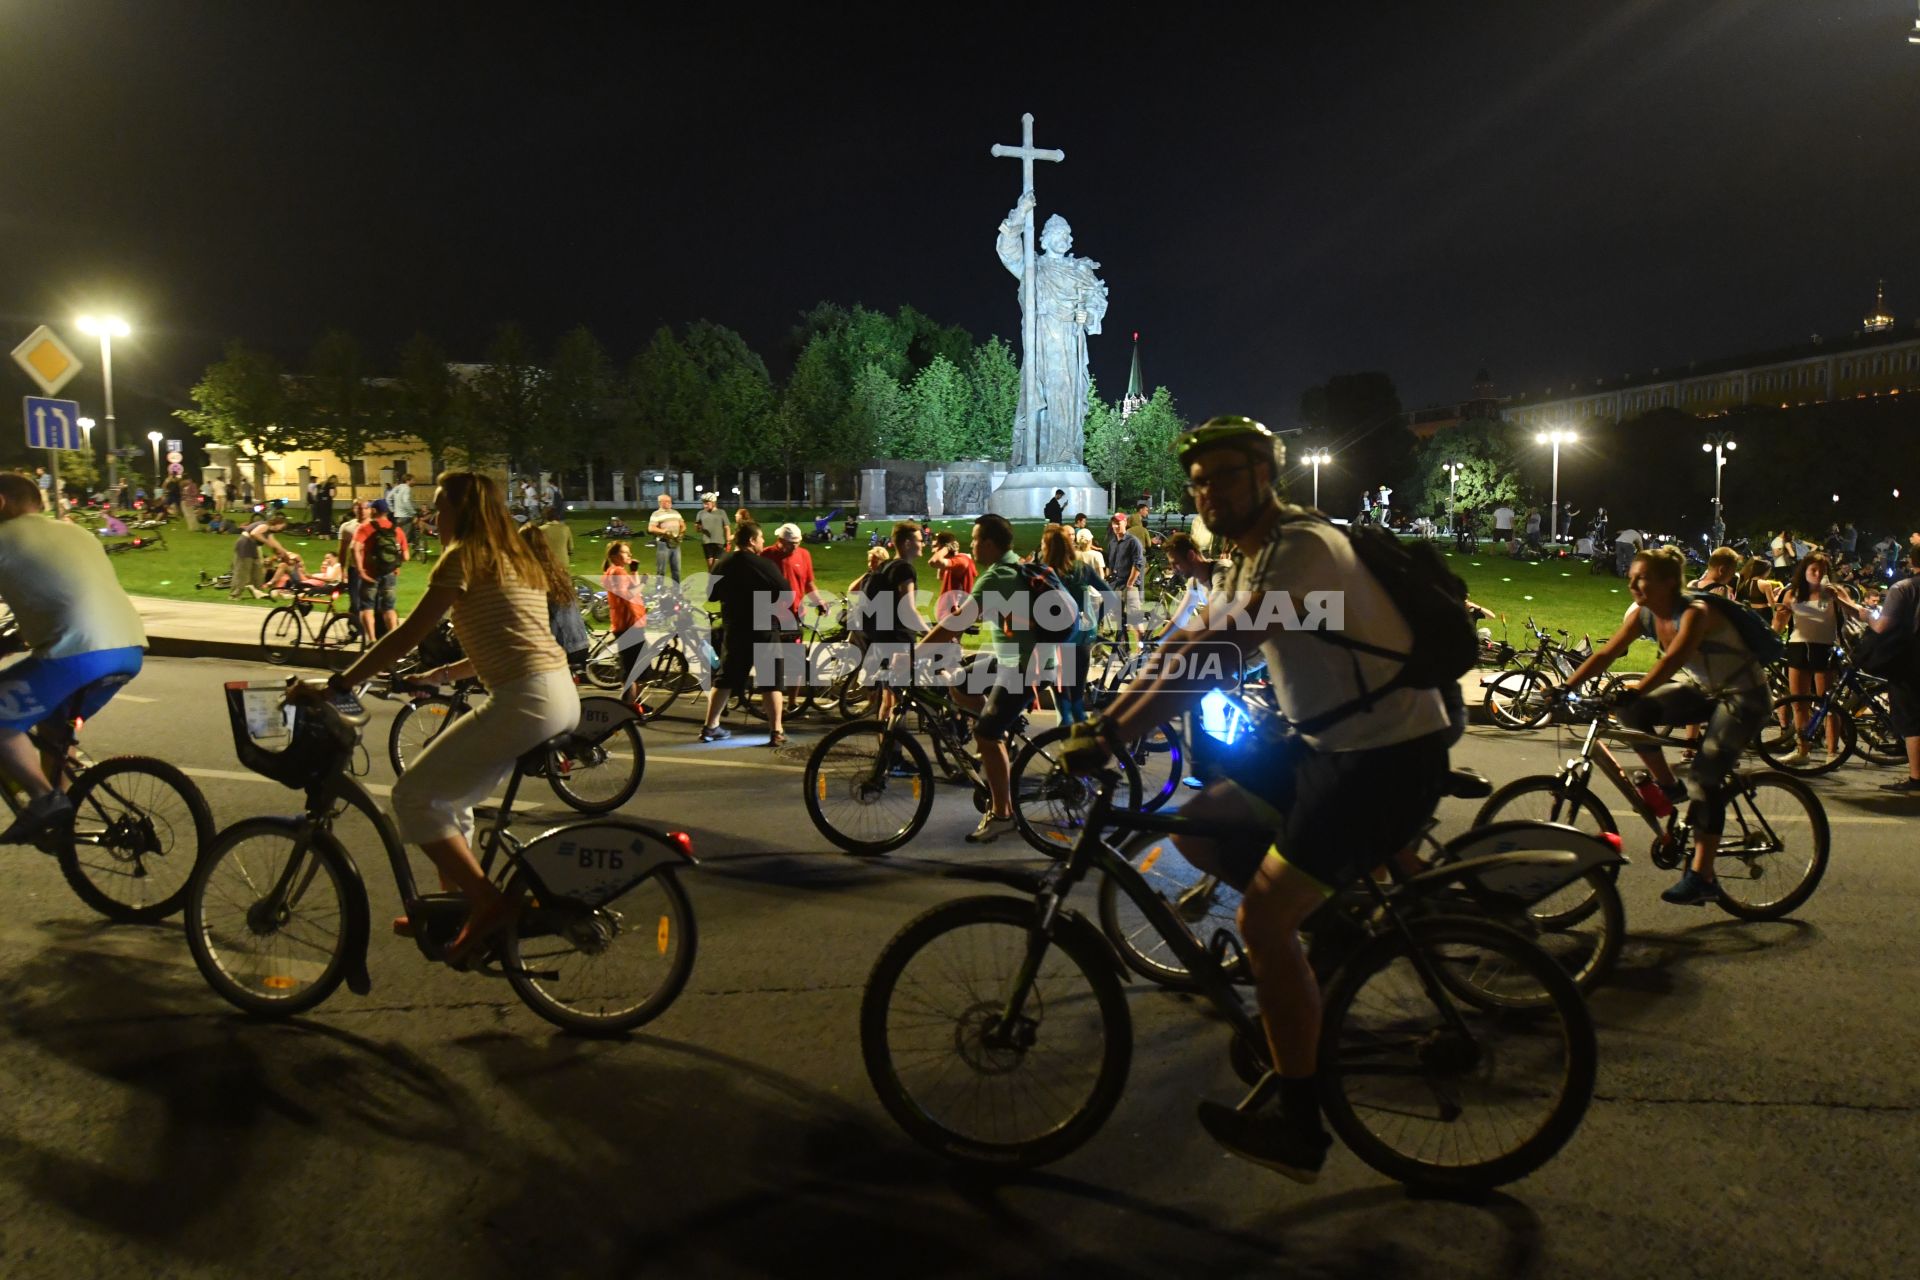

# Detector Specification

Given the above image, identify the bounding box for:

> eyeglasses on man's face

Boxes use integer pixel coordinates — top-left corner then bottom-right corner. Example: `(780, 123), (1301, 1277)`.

(1185, 464), (1253, 497)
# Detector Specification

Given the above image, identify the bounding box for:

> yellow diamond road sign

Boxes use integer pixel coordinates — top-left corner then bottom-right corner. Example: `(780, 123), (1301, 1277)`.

(10, 325), (83, 396)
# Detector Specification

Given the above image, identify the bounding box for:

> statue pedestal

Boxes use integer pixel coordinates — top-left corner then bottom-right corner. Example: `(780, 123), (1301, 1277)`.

(986, 467), (1107, 520)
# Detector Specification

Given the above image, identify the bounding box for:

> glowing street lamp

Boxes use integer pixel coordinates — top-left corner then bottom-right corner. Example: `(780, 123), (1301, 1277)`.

(76, 315), (131, 490)
(1305, 448), (1332, 510)
(1534, 428), (1575, 541)
(1442, 461), (1465, 531)
(1702, 432), (1736, 528)
(147, 430), (162, 485)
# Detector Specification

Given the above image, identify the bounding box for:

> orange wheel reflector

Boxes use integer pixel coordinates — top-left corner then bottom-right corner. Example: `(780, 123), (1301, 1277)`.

(817, 776), (828, 802)
(263, 975), (297, 991)
(657, 916), (670, 953)
(1140, 848), (1163, 873)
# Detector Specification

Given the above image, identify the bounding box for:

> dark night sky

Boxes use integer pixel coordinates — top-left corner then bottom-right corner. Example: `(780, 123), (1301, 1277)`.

(5, 0), (1920, 438)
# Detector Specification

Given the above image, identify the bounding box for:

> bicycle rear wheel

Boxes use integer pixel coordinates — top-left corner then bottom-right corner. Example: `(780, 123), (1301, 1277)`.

(1849, 688), (1907, 765)
(584, 634), (627, 690)
(1713, 771), (1828, 920)
(861, 895), (1132, 1167)
(184, 819), (353, 1017)
(1752, 695), (1851, 776)
(803, 721), (934, 855)
(59, 757), (215, 922)
(1320, 915), (1596, 1191)
(318, 610), (365, 664)
(259, 606), (306, 665)
(503, 867), (696, 1034)
(1124, 721), (1184, 814)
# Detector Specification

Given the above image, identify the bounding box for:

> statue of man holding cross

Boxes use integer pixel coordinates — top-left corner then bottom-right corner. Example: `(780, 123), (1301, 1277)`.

(989, 114), (1109, 482)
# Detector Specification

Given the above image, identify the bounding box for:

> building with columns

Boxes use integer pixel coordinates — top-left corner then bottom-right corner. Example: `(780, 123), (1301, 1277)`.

(1503, 283), (1920, 431)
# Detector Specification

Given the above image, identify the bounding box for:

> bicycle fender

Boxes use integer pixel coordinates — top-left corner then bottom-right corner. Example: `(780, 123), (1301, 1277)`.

(237, 815), (374, 996)
(1419, 821), (1626, 905)
(573, 696), (645, 739)
(515, 818), (696, 907)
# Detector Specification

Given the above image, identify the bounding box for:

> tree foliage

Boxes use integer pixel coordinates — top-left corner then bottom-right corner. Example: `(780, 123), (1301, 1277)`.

(174, 340), (297, 463)
(1407, 416), (1528, 519)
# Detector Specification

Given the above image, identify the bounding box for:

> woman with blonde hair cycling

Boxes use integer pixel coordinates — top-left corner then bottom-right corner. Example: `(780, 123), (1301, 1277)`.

(330, 470), (578, 964)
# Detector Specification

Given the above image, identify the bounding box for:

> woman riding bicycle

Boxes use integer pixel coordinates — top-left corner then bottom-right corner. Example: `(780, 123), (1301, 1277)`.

(1562, 544), (1771, 906)
(324, 470), (579, 964)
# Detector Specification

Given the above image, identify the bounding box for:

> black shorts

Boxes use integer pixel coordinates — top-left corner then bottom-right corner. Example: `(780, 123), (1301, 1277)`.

(1889, 684), (1920, 740)
(974, 685), (1026, 743)
(702, 543), (723, 560)
(1220, 729), (1450, 894)
(1784, 642), (1834, 672)
(718, 635), (804, 691)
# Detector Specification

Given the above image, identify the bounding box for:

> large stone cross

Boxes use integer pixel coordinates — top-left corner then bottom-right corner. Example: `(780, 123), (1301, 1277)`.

(991, 113), (1064, 469)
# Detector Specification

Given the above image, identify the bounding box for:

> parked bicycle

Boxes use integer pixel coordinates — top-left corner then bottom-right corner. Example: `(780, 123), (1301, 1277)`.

(260, 586), (366, 666)
(1752, 638), (1906, 776)
(859, 767), (1606, 1190)
(187, 678), (696, 1032)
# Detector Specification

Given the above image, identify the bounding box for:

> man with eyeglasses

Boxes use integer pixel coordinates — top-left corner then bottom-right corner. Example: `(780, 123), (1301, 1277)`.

(1063, 416), (1451, 1183)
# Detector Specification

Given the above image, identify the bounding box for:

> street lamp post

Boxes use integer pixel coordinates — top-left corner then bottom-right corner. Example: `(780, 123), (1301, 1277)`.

(1442, 461), (1464, 533)
(1702, 432), (1736, 532)
(77, 316), (130, 491)
(1306, 449), (1332, 510)
(1534, 429), (1575, 542)
(147, 431), (163, 487)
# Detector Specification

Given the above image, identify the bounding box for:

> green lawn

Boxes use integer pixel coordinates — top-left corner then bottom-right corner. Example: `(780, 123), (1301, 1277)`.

(103, 509), (1651, 669)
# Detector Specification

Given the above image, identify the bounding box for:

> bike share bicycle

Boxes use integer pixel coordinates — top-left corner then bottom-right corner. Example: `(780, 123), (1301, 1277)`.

(185, 678), (696, 1032)
(860, 767), (1614, 1190)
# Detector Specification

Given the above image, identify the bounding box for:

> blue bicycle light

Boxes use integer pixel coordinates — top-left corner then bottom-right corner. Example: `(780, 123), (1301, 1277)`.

(1199, 690), (1251, 746)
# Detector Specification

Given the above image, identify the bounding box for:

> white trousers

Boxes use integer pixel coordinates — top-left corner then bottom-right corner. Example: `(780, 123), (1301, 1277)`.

(390, 667), (580, 844)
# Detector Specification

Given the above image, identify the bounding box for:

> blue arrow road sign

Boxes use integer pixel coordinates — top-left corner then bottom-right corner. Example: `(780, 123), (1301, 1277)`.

(23, 396), (85, 451)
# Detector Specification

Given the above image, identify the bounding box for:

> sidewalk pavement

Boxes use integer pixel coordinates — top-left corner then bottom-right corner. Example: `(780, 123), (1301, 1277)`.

(136, 592), (343, 668)
(136, 592), (1501, 717)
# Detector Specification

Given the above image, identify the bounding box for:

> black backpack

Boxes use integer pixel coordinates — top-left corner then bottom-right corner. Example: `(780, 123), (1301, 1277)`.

(1283, 511), (1477, 735)
(365, 519), (404, 578)
(1011, 561), (1078, 645)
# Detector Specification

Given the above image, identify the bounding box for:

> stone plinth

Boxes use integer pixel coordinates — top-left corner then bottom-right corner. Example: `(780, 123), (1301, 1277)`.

(859, 468), (888, 519)
(986, 467), (1107, 520)
(925, 469), (946, 518)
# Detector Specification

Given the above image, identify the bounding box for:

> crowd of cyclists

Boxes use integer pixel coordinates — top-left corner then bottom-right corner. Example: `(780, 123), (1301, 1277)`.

(1, 416), (1899, 1194)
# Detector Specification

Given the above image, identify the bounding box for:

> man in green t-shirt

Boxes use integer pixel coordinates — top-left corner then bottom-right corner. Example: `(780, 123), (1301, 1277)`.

(921, 513), (1035, 843)
(693, 493), (731, 570)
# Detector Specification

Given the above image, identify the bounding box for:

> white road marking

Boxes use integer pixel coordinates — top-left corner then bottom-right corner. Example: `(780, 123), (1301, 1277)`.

(650, 751), (804, 775)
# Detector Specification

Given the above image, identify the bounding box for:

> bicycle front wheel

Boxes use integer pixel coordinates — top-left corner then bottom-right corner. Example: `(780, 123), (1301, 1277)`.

(627, 645), (688, 721)
(1124, 721), (1184, 814)
(1009, 726), (1143, 856)
(503, 867), (696, 1035)
(184, 819), (354, 1017)
(861, 895), (1133, 1167)
(388, 695), (461, 776)
(1320, 915), (1596, 1191)
(1714, 771), (1829, 920)
(318, 609), (365, 663)
(1752, 695), (1852, 776)
(547, 716), (646, 813)
(803, 721), (933, 855)
(60, 756), (215, 922)
(1483, 669), (1556, 730)
(1095, 834), (1247, 987)
(259, 606), (305, 665)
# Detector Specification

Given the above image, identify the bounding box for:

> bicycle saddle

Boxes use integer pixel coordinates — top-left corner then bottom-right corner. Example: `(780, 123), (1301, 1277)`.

(1442, 768), (1492, 800)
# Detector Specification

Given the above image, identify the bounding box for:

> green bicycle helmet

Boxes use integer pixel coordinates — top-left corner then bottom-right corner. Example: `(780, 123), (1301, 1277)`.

(1175, 415), (1278, 469)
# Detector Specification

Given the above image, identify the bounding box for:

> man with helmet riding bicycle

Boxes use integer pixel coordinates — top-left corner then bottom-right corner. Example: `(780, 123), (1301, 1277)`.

(1063, 416), (1451, 1182)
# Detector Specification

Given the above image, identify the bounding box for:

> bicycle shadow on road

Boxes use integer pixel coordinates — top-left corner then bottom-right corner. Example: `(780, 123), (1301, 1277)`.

(446, 1029), (1384, 1280)
(0, 942), (476, 1265)
(1597, 916), (1816, 1004)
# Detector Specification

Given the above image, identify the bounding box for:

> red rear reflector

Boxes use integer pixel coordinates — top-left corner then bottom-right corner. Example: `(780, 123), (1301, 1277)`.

(1601, 832), (1623, 852)
(668, 831), (696, 858)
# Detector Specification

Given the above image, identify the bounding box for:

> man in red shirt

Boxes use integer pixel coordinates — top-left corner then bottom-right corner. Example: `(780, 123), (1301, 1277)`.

(761, 523), (828, 626)
(927, 531), (977, 621)
(352, 498), (411, 639)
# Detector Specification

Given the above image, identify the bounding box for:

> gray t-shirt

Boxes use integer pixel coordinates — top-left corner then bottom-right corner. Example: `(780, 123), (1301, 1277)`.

(694, 508), (729, 546)
(0, 516), (147, 658)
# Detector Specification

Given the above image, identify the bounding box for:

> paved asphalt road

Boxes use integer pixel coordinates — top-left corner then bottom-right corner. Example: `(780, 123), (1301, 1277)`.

(0, 656), (1915, 1279)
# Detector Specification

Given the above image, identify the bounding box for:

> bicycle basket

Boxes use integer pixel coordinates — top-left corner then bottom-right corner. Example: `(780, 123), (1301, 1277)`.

(224, 681), (350, 789)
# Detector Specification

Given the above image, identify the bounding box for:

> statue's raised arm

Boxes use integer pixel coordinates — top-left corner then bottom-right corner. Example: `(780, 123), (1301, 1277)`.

(995, 192), (1036, 277)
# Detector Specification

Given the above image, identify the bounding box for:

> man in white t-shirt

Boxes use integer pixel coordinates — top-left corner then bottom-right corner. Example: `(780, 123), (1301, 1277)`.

(1061, 416), (1449, 1184)
(647, 493), (685, 584)
(1491, 503), (1515, 552)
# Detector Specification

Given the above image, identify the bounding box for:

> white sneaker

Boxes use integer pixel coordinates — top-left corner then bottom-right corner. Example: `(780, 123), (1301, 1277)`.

(966, 813), (1016, 844)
